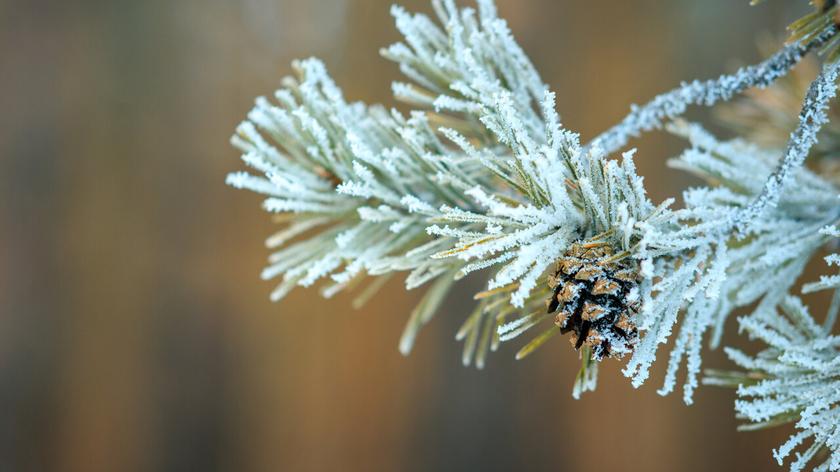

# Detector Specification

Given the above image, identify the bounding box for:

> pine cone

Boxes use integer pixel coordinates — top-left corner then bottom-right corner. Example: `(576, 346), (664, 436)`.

(546, 243), (641, 361)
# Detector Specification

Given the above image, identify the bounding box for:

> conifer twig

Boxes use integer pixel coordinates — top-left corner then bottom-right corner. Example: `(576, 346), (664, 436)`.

(733, 60), (840, 234)
(590, 28), (837, 155)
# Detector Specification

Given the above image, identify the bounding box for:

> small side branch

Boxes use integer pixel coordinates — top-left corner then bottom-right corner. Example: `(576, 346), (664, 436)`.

(733, 60), (840, 235)
(589, 29), (836, 155)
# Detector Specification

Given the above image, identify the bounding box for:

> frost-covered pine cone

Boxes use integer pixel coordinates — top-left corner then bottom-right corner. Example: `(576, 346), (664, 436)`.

(547, 243), (640, 360)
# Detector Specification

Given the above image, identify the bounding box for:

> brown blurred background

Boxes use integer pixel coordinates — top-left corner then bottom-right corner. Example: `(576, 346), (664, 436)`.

(0, 0), (819, 471)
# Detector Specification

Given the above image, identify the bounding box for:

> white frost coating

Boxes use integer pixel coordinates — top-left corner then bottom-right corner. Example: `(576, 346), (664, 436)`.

(384, 0), (549, 143)
(719, 297), (840, 472)
(426, 92), (656, 307)
(229, 2), (840, 440)
(590, 30), (834, 155)
(229, 56), (486, 302)
(733, 61), (840, 235)
(623, 122), (839, 402)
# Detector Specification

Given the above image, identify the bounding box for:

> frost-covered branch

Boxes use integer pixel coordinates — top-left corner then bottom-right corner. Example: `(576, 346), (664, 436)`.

(229, 4), (840, 464)
(706, 297), (840, 472)
(383, 0), (549, 144)
(622, 122), (839, 401)
(590, 29), (836, 155)
(803, 225), (840, 333)
(227, 58), (487, 304)
(733, 61), (840, 234)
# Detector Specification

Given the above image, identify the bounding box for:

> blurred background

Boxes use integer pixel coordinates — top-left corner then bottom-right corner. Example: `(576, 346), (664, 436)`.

(0, 0), (821, 470)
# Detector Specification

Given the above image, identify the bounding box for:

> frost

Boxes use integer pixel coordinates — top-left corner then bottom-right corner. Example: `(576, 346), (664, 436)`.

(229, 57), (482, 303)
(733, 61), (840, 234)
(590, 29), (834, 155)
(229, 2), (840, 453)
(628, 122), (838, 402)
(711, 298), (840, 471)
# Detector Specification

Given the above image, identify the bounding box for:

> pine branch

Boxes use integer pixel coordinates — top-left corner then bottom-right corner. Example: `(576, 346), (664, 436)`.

(589, 28), (836, 156)
(228, 1), (840, 435)
(623, 122), (839, 399)
(732, 61), (840, 235)
(226, 58), (483, 302)
(705, 296), (840, 472)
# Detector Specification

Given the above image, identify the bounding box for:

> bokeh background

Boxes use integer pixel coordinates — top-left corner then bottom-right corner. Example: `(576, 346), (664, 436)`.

(0, 0), (822, 471)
